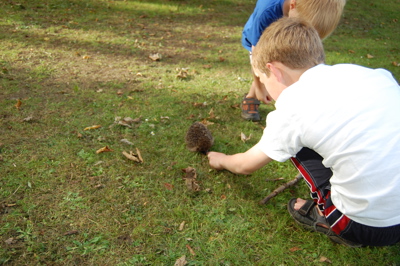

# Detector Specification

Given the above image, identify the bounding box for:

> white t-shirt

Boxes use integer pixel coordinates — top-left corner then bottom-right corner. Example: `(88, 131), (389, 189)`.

(258, 64), (400, 227)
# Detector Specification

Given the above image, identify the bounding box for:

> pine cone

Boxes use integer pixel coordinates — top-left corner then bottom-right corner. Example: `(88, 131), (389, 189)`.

(185, 122), (214, 154)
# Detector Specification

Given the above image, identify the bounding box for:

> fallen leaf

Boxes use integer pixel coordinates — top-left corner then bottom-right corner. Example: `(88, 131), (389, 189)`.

(220, 194), (226, 200)
(82, 55), (90, 60)
(22, 116), (33, 122)
(319, 256), (332, 263)
(193, 102), (207, 107)
(201, 119), (214, 126)
(136, 148), (143, 163)
(367, 54), (374, 59)
(15, 99), (22, 110)
(186, 244), (196, 256)
(218, 57), (225, 62)
(289, 246), (302, 252)
(203, 64), (212, 69)
(176, 68), (188, 79)
(122, 150), (142, 163)
(120, 139), (134, 145)
(96, 146), (113, 154)
(348, 50), (355, 54)
(149, 53), (162, 61)
(63, 230), (79, 236)
(84, 125), (101, 131)
(392, 61), (399, 67)
(208, 108), (215, 119)
(118, 121), (132, 128)
(240, 132), (252, 142)
(115, 116), (141, 127)
(164, 183), (174, 190)
(5, 238), (17, 245)
(178, 221), (186, 231)
(174, 255), (187, 266)
(94, 184), (105, 189)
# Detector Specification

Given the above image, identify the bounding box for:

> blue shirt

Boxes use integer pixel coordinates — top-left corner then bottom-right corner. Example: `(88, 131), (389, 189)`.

(242, 0), (285, 51)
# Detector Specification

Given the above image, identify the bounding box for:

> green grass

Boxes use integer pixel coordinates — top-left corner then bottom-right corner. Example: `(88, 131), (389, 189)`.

(1, 0), (399, 265)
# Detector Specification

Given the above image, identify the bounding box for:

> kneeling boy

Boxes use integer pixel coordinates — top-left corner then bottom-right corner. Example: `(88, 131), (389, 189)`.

(208, 17), (400, 247)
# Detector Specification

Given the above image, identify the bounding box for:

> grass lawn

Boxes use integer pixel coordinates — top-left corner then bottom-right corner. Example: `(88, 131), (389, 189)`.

(1, 0), (399, 265)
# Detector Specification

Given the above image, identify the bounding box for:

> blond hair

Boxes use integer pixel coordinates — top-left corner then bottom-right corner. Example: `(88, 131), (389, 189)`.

(252, 17), (325, 75)
(296, 0), (346, 40)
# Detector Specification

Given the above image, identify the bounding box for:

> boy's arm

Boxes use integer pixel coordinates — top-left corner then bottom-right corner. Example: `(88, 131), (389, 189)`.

(207, 144), (272, 175)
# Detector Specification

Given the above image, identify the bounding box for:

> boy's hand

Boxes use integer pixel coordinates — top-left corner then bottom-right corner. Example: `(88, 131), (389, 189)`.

(207, 151), (226, 170)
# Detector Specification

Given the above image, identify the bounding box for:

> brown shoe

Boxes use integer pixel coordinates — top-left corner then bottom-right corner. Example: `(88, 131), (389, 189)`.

(241, 97), (261, 121)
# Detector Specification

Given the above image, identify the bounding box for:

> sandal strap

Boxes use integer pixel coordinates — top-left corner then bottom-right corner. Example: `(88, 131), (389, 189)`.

(242, 97), (260, 105)
(298, 200), (316, 216)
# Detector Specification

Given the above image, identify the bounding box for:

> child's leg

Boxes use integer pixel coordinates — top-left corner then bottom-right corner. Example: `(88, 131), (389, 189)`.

(291, 148), (400, 246)
(290, 147), (332, 211)
(241, 52), (261, 121)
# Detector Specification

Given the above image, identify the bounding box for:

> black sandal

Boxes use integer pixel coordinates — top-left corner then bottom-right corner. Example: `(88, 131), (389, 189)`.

(287, 198), (331, 235)
(288, 198), (363, 247)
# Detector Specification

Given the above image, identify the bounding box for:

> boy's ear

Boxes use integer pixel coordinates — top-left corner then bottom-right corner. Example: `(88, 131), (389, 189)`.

(266, 63), (283, 82)
(290, 0), (296, 10)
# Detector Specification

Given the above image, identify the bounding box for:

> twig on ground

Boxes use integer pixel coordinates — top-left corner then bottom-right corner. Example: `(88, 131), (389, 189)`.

(259, 173), (303, 205)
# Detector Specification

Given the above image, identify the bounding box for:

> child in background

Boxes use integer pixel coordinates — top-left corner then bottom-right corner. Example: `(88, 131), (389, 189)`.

(208, 17), (400, 247)
(240, 0), (346, 121)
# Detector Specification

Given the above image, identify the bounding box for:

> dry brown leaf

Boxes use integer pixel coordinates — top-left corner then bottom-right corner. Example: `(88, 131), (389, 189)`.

(240, 132), (252, 142)
(201, 119), (214, 126)
(64, 230), (79, 236)
(208, 108), (215, 119)
(367, 54), (374, 59)
(5, 238), (17, 245)
(118, 120), (132, 128)
(84, 125), (101, 131)
(319, 256), (332, 263)
(178, 221), (186, 231)
(164, 183), (174, 190)
(136, 148), (143, 163)
(23, 116), (33, 122)
(120, 139), (134, 146)
(122, 151), (141, 162)
(15, 99), (22, 110)
(174, 255), (187, 266)
(186, 244), (196, 256)
(289, 246), (302, 252)
(348, 50), (355, 54)
(176, 69), (188, 79)
(193, 102), (206, 107)
(149, 53), (162, 61)
(96, 146), (113, 154)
